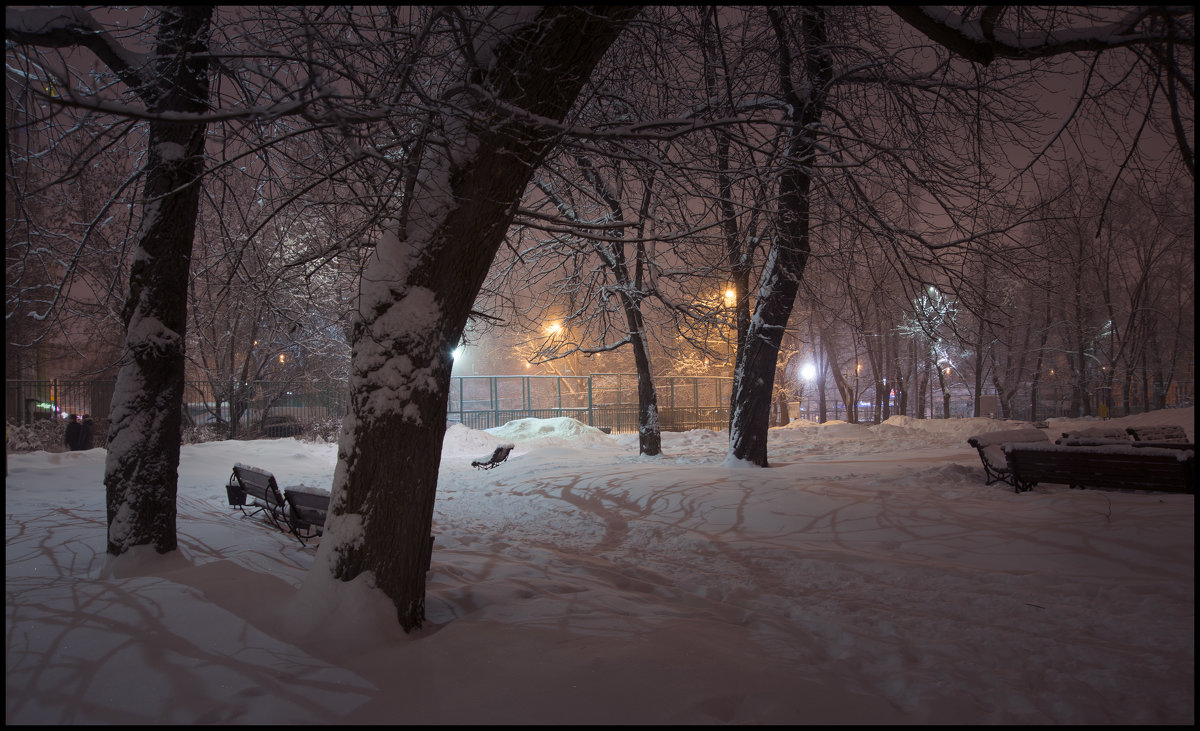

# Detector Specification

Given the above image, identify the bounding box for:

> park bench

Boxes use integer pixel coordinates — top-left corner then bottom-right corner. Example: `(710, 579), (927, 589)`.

(226, 464), (436, 564)
(1126, 424), (1189, 443)
(283, 486), (331, 545)
(472, 443), (515, 470)
(227, 463), (293, 534)
(1002, 442), (1195, 494)
(967, 428), (1050, 487)
(227, 463), (329, 546)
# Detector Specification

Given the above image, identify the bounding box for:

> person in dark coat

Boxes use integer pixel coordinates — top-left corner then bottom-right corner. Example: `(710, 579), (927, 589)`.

(79, 414), (95, 450)
(64, 414), (82, 451)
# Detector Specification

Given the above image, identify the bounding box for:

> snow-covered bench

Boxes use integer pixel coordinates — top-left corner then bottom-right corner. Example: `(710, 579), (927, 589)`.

(967, 428), (1050, 487)
(226, 463), (327, 546)
(226, 463), (292, 534)
(472, 443), (515, 470)
(228, 464), (435, 562)
(283, 486), (331, 545)
(1003, 443), (1195, 494)
(1126, 424), (1189, 443)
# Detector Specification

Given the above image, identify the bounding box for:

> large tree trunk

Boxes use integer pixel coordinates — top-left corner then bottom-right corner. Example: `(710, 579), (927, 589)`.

(314, 6), (638, 632)
(728, 7), (830, 466)
(104, 7), (213, 555)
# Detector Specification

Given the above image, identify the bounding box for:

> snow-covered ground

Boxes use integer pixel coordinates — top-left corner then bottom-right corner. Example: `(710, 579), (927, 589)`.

(5, 409), (1194, 724)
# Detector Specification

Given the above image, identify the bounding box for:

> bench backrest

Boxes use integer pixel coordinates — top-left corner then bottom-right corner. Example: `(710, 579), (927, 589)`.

(1004, 444), (1194, 493)
(232, 463), (286, 510)
(1126, 424), (1189, 443)
(285, 489), (330, 531)
(1060, 426), (1129, 441)
(968, 428), (1049, 449)
(967, 429), (1049, 472)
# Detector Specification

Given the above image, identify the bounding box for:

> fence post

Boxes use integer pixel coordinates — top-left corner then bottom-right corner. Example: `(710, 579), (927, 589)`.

(587, 376), (594, 427)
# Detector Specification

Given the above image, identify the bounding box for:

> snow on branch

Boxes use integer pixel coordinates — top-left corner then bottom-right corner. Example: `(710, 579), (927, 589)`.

(5, 7), (150, 90)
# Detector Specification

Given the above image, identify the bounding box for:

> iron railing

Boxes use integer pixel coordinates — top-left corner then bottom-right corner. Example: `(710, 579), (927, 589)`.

(6, 374), (737, 437)
(8, 373), (1192, 441)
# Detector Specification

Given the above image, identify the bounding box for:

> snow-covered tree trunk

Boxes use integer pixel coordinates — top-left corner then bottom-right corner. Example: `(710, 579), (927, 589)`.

(6, 5), (214, 555)
(312, 6), (639, 632)
(103, 7), (214, 554)
(728, 8), (830, 466)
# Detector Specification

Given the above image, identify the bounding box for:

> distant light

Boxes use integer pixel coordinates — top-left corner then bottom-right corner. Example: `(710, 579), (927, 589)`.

(279, 354), (285, 363)
(800, 363), (817, 381)
(546, 322), (561, 335)
(452, 346), (463, 360)
(724, 288), (736, 306)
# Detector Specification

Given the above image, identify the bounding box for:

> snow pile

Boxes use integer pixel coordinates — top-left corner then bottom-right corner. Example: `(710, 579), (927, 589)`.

(440, 422), (512, 457)
(485, 416), (614, 448)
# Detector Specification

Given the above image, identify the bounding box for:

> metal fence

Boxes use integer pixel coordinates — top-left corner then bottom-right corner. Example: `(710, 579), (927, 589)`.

(6, 374), (735, 439)
(446, 374), (732, 433)
(9, 374), (1191, 443)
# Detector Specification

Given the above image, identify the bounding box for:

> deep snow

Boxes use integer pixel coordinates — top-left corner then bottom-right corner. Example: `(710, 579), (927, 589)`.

(5, 409), (1194, 724)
